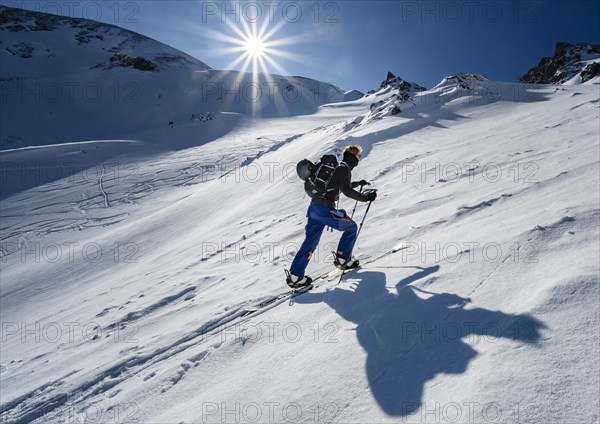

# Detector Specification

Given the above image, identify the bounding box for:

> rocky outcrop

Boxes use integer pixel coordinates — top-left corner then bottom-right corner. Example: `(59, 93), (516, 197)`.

(521, 42), (600, 84)
(368, 71), (426, 94)
(436, 73), (488, 90)
(367, 71), (426, 118)
(91, 53), (158, 72)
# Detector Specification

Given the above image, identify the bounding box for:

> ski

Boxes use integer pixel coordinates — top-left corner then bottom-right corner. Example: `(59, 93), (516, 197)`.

(285, 283), (315, 297)
(242, 266), (352, 315)
(242, 242), (409, 316)
(242, 283), (315, 314)
(325, 266), (361, 281)
(362, 242), (411, 266)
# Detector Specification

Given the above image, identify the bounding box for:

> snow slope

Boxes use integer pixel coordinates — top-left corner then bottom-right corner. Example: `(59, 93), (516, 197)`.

(0, 5), (348, 152)
(1, 67), (599, 424)
(0, 5), (352, 204)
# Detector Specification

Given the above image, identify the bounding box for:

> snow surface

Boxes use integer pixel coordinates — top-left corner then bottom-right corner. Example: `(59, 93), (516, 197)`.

(1, 6), (599, 424)
(1, 71), (599, 423)
(564, 56), (600, 85)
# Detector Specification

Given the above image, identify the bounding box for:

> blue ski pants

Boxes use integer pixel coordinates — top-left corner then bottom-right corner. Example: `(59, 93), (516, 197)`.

(289, 201), (358, 277)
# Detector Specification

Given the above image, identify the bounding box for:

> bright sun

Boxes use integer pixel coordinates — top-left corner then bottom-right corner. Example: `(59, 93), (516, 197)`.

(198, 14), (309, 114)
(200, 8), (307, 84)
(245, 36), (265, 59)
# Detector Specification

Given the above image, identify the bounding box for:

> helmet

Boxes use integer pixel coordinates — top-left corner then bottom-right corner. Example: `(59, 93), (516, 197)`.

(296, 159), (314, 181)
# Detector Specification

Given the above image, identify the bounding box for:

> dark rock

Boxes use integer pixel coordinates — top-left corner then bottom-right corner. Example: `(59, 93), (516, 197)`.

(5, 41), (33, 58)
(93, 53), (158, 72)
(75, 30), (92, 44)
(0, 6), (61, 31)
(5, 24), (26, 32)
(580, 62), (599, 83)
(378, 72), (426, 92)
(521, 42), (600, 84)
(370, 100), (385, 111)
(191, 112), (214, 122)
(367, 71), (426, 116)
(440, 73), (488, 90)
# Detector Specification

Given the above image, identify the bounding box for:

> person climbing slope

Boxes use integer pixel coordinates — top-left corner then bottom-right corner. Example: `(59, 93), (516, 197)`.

(286, 145), (377, 288)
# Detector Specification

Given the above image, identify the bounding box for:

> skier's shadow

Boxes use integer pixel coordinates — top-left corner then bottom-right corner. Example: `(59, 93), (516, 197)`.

(295, 268), (546, 416)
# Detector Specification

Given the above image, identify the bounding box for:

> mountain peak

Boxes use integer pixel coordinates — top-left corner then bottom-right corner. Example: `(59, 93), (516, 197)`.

(434, 73), (489, 90)
(367, 71), (426, 95)
(381, 71), (426, 92)
(521, 41), (600, 84)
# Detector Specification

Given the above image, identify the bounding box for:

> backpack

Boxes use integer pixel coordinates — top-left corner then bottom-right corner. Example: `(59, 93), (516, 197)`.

(298, 154), (340, 200)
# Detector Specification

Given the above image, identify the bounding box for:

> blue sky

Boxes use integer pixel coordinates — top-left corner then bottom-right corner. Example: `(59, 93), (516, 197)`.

(4, 1), (600, 92)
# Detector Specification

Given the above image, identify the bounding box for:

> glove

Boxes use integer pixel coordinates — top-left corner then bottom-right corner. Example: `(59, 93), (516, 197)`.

(352, 180), (371, 188)
(365, 190), (377, 202)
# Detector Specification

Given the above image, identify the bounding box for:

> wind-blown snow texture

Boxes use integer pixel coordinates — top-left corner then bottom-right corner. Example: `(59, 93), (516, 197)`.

(1, 7), (599, 424)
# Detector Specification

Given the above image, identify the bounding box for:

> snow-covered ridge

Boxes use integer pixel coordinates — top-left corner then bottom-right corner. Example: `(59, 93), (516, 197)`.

(355, 72), (492, 122)
(0, 5), (210, 73)
(0, 6), (350, 150)
(521, 41), (600, 85)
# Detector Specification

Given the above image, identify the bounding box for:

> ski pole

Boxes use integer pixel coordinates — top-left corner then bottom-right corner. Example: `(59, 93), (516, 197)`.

(334, 199), (374, 285)
(354, 199), (373, 244)
(349, 184), (365, 220)
(349, 200), (359, 220)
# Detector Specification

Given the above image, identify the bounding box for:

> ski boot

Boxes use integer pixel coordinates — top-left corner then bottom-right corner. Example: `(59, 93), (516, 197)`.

(333, 254), (360, 270)
(285, 270), (313, 289)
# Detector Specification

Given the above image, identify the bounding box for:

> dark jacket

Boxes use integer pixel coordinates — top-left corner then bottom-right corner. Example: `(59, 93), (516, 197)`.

(311, 151), (368, 208)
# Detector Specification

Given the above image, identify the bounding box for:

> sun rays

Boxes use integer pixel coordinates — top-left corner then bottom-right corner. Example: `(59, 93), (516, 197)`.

(197, 3), (312, 80)
(189, 3), (317, 115)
